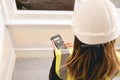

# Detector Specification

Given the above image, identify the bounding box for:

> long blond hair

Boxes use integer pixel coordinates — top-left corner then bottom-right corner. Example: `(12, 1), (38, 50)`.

(66, 36), (120, 80)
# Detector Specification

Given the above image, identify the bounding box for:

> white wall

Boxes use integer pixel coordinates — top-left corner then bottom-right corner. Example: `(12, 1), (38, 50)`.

(0, 7), (15, 80)
(2, 27), (15, 80)
(0, 6), (4, 80)
(8, 25), (74, 48)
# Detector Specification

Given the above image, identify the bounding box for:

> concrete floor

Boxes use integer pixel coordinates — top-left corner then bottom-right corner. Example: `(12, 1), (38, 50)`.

(12, 57), (53, 80)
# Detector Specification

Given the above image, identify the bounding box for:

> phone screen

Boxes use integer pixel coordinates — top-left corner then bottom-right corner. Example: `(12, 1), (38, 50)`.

(51, 34), (66, 49)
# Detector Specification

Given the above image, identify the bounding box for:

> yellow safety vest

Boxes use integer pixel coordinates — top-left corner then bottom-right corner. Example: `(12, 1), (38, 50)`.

(55, 49), (73, 80)
(55, 49), (120, 80)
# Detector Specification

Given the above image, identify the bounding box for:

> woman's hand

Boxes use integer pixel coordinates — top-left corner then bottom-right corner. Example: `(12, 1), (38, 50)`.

(51, 40), (73, 49)
(64, 43), (73, 48)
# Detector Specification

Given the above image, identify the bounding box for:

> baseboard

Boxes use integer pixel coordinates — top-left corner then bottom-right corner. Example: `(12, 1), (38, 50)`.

(5, 51), (16, 80)
(15, 48), (54, 58)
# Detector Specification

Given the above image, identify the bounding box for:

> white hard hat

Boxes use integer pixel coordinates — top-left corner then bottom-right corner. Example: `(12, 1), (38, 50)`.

(72, 0), (120, 45)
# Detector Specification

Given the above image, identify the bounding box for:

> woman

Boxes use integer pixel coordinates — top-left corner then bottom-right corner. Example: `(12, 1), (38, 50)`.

(49, 0), (120, 80)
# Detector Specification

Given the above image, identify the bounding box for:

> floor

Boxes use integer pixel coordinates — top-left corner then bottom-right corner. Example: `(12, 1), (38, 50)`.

(12, 57), (53, 80)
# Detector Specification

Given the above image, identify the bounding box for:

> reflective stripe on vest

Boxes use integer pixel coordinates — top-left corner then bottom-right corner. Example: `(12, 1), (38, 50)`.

(55, 49), (120, 80)
(55, 49), (73, 80)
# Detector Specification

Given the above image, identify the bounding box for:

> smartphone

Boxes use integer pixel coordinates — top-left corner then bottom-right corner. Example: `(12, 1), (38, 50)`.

(51, 34), (67, 49)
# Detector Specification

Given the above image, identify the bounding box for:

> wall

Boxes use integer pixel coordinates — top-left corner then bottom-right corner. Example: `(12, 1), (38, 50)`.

(8, 25), (74, 49)
(7, 24), (75, 58)
(2, 27), (15, 80)
(0, 6), (4, 80)
(0, 7), (15, 80)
